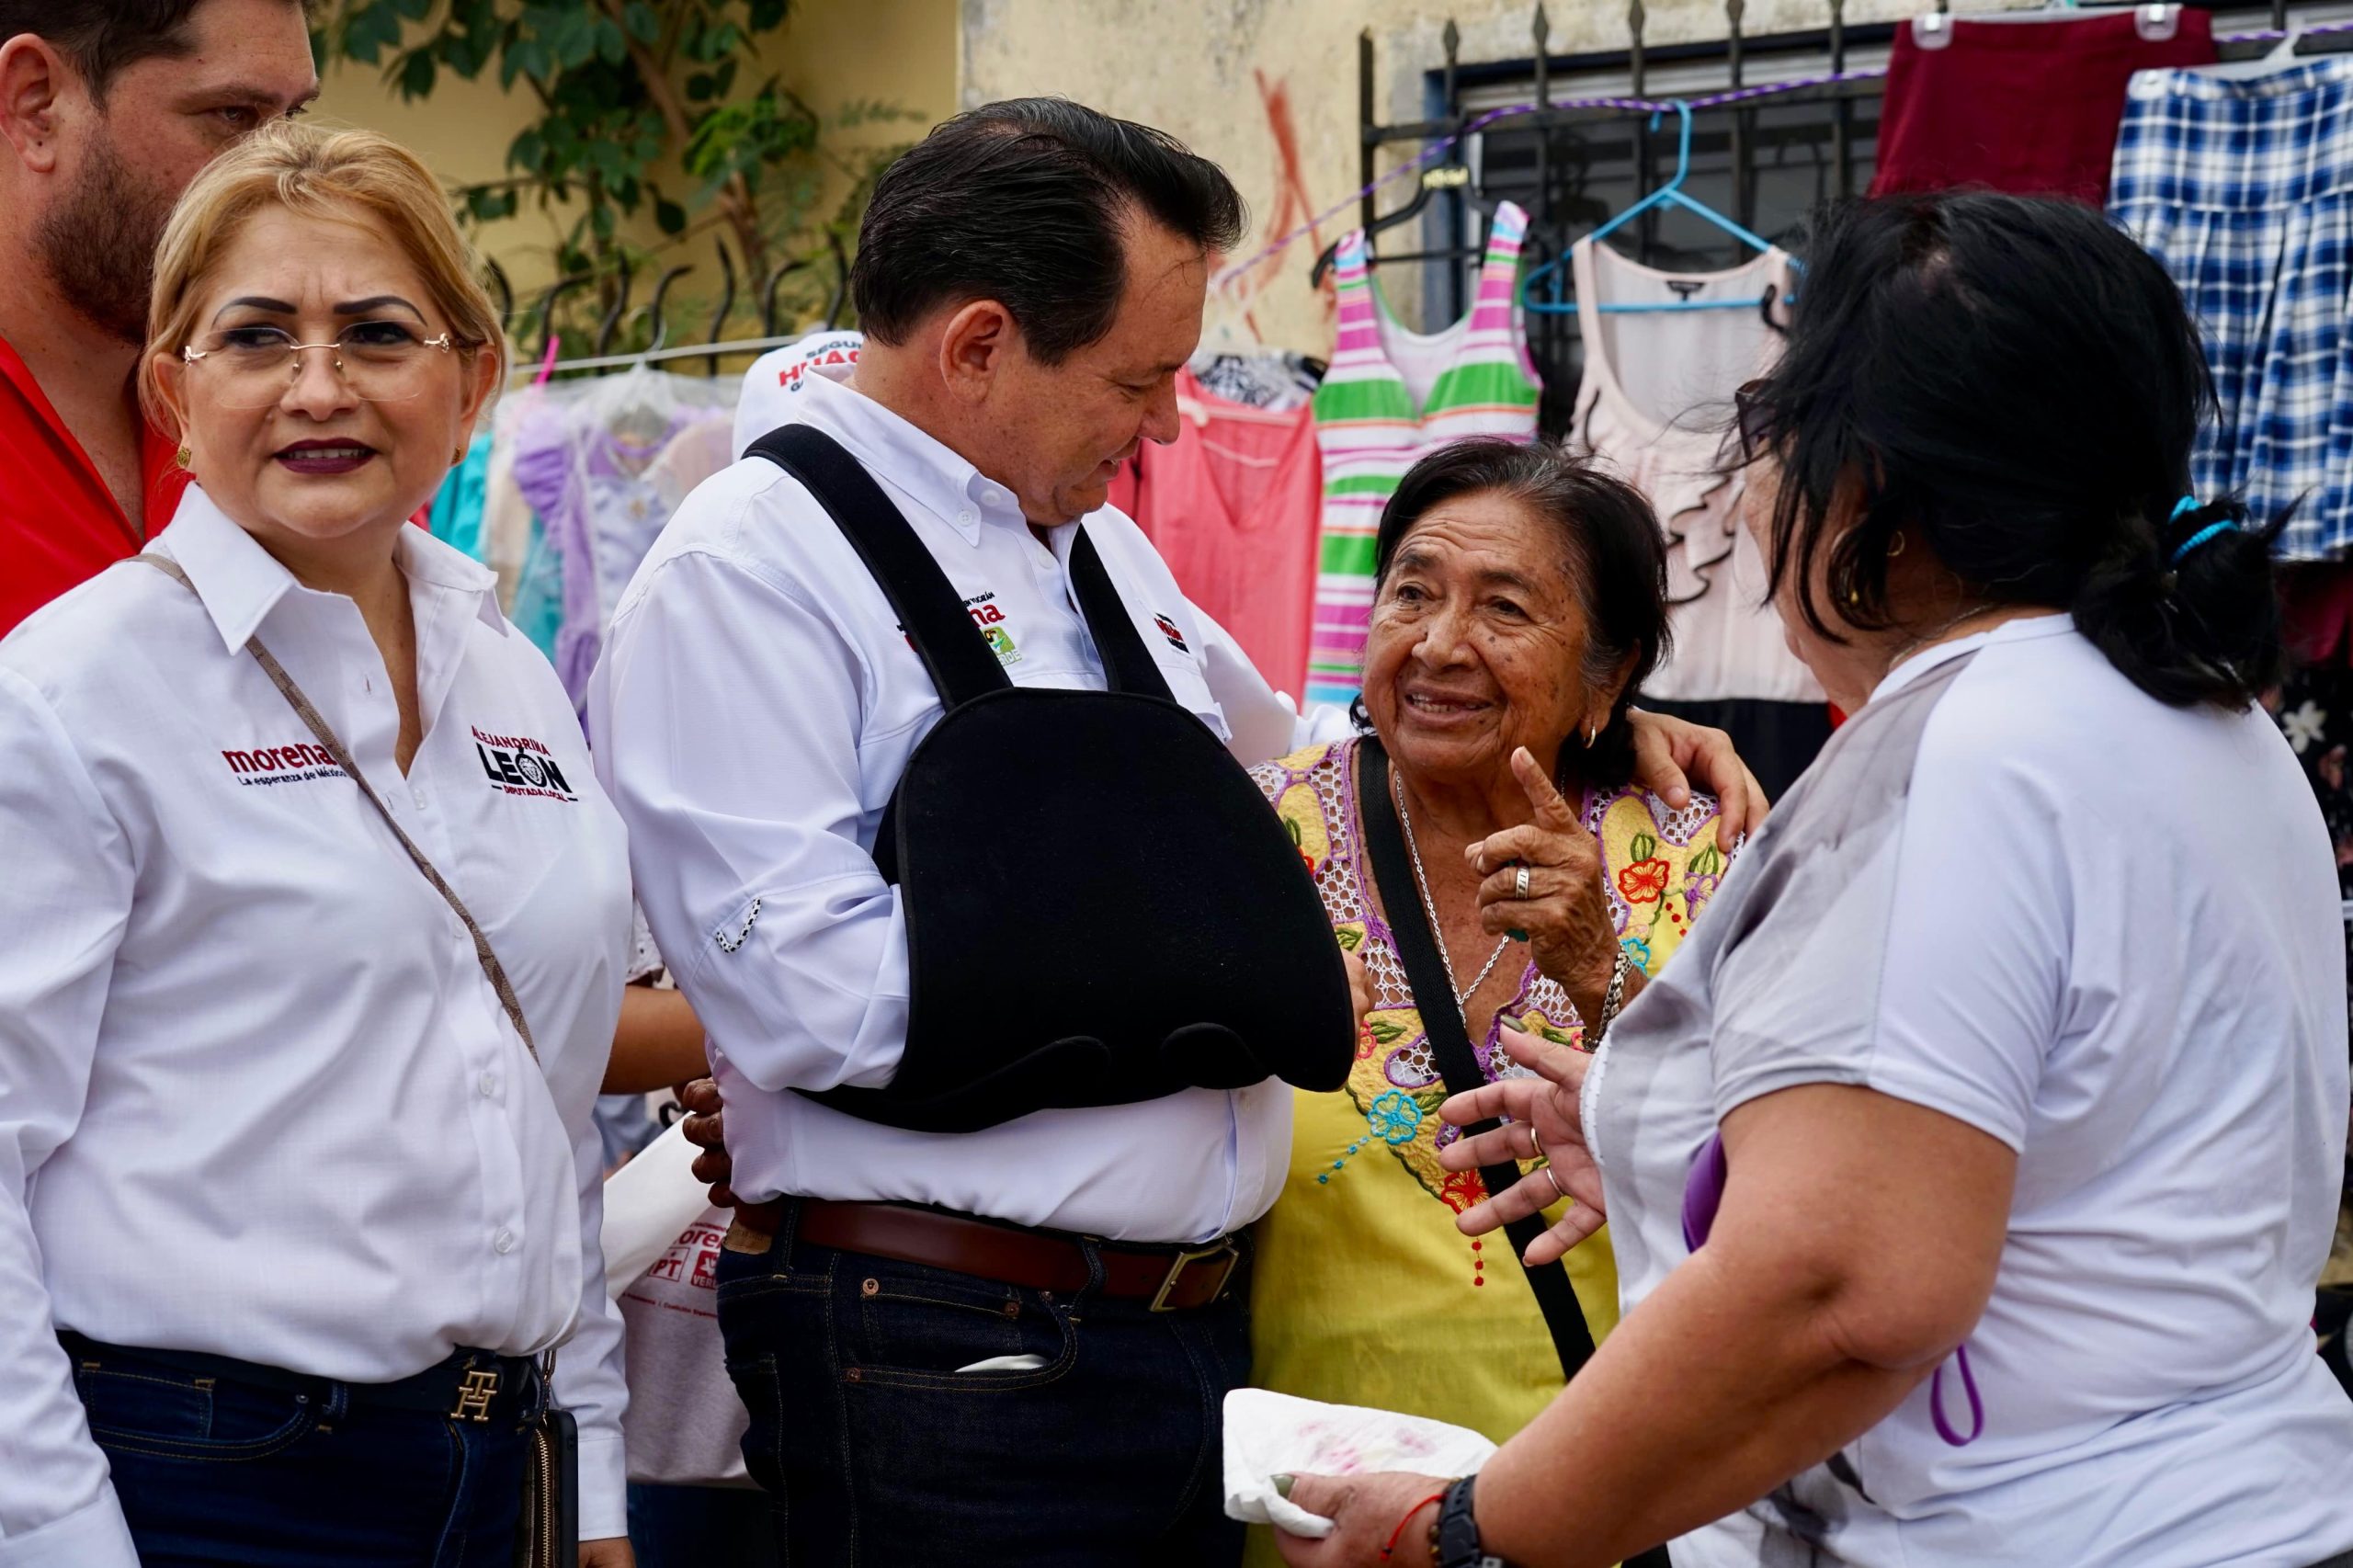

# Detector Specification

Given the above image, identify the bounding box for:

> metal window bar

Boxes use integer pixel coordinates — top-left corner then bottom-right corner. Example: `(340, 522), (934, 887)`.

(1347, 2), (2353, 435)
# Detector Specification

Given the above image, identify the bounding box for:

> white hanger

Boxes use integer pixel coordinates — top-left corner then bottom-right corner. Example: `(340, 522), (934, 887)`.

(2200, 21), (2306, 78)
(1913, 3), (2177, 50)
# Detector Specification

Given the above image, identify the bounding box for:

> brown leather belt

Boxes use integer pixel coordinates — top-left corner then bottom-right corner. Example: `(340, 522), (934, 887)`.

(727, 1199), (1243, 1313)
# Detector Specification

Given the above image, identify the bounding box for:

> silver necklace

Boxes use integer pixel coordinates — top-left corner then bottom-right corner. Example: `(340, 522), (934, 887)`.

(1392, 768), (1517, 1013)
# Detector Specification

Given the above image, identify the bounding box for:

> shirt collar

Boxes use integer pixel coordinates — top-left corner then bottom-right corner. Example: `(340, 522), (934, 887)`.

(787, 369), (1029, 544)
(156, 484), (505, 653)
(1870, 610), (2075, 704)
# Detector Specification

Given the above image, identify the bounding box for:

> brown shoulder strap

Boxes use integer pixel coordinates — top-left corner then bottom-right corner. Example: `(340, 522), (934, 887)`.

(135, 553), (539, 1061)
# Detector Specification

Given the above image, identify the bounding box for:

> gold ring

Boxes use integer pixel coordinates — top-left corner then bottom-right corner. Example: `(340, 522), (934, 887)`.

(1529, 1122), (1547, 1164)
(1546, 1164), (1570, 1202)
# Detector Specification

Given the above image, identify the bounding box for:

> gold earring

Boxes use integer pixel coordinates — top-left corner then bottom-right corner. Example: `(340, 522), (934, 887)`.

(1584, 722), (1599, 747)
(451, 445), (464, 467)
(174, 446), (191, 470)
(1888, 533), (1908, 559)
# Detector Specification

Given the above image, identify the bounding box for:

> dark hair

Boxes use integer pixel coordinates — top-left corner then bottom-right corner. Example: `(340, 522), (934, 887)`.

(850, 97), (1246, 365)
(1353, 439), (1672, 790)
(0, 1), (302, 97)
(1736, 191), (2284, 710)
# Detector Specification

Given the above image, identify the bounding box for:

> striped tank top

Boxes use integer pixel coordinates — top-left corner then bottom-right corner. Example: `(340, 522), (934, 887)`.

(1307, 200), (1542, 708)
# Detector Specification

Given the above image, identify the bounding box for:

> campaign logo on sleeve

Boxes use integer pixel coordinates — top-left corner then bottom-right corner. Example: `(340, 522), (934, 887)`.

(472, 727), (579, 801)
(1154, 613), (1190, 655)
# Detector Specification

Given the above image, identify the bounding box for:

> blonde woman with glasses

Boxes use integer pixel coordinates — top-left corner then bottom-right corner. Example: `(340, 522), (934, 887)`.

(0, 120), (636, 1568)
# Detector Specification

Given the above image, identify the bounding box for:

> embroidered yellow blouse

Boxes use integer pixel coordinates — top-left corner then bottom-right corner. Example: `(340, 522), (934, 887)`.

(1242, 739), (1725, 1565)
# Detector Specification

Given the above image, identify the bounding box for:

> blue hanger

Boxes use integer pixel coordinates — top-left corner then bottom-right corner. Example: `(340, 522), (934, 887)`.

(1520, 100), (1789, 317)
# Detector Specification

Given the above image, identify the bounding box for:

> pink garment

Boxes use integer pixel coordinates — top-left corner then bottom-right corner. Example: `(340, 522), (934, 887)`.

(1126, 369), (1322, 698)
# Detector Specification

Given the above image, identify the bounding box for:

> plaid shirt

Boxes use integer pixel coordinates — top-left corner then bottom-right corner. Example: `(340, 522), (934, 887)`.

(2110, 56), (2353, 562)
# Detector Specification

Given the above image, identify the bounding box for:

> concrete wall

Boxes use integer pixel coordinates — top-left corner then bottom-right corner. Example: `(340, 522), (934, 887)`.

(960, 0), (1931, 355)
(312, 0), (961, 336)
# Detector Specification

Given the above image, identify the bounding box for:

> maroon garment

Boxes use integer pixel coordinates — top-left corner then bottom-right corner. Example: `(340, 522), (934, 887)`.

(1870, 9), (2216, 205)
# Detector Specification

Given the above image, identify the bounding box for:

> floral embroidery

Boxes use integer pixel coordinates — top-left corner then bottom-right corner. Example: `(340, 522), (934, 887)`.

(1617, 851), (1671, 904)
(1252, 740), (1727, 1265)
(1369, 1089), (1423, 1145)
(1439, 1168), (1488, 1214)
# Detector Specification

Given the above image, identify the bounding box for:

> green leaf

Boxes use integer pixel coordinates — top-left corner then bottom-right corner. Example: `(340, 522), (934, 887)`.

(399, 47), (437, 99)
(393, 0), (432, 17)
(749, 0), (790, 29)
(556, 15), (597, 69)
(686, 70), (715, 101)
(655, 198), (687, 235)
(509, 129), (544, 172)
(624, 0), (661, 42)
(591, 203), (616, 240)
(597, 17), (627, 65)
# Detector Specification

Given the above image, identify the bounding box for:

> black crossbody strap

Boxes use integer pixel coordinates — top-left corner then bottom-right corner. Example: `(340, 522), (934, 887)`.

(1358, 738), (1597, 1383)
(1066, 528), (1174, 702)
(747, 424), (1011, 710)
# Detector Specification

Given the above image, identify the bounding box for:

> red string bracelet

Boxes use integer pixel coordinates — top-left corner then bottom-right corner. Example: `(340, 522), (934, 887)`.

(1381, 1490), (1450, 1561)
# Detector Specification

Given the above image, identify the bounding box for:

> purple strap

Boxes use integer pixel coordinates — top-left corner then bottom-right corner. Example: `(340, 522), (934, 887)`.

(1680, 1131), (1729, 1252)
(1930, 1345), (1985, 1447)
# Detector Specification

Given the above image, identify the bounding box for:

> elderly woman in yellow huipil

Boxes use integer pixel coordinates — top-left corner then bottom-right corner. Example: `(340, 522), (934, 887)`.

(1243, 439), (1728, 1565)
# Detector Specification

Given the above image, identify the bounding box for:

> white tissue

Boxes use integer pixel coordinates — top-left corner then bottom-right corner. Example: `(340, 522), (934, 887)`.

(1222, 1388), (1499, 1538)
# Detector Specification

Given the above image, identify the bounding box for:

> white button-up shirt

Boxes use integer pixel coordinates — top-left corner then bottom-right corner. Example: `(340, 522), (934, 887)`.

(0, 492), (634, 1567)
(591, 365), (1347, 1244)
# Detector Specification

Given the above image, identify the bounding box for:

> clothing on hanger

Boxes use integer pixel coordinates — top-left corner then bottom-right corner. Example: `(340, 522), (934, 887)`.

(1124, 369), (1323, 698)
(479, 414), (536, 613)
(1308, 201), (1542, 708)
(1568, 236), (1822, 712)
(1188, 348), (1324, 414)
(1872, 7), (2216, 204)
(510, 368), (741, 710)
(2110, 56), (2353, 562)
(428, 429), (495, 561)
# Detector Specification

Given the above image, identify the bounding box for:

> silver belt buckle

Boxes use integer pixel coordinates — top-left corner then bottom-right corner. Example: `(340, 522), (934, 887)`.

(1150, 1237), (1240, 1313)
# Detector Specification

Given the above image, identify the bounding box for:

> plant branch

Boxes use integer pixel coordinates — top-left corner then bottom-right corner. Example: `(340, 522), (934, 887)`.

(597, 0), (769, 275)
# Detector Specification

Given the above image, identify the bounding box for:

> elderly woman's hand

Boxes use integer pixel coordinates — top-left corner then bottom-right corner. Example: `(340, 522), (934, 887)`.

(1465, 747), (1630, 1025)
(1627, 709), (1768, 842)
(1438, 1024), (1607, 1265)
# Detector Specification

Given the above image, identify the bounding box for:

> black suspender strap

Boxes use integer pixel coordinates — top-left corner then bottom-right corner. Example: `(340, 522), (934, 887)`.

(1066, 529), (1174, 703)
(1357, 737), (1599, 1384)
(747, 424), (1011, 710)
(748, 423), (1176, 710)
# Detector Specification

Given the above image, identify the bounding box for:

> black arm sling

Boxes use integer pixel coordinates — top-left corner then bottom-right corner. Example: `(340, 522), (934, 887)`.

(1360, 740), (1675, 1568)
(744, 424), (1353, 1134)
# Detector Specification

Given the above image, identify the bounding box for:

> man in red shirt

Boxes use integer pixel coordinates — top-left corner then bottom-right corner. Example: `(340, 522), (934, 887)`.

(0, 1), (316, 634)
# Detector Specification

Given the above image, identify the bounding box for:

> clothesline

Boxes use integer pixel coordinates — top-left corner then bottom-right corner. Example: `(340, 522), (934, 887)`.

(506, 331), (808, 380)
(1211, 12), (2353, 292)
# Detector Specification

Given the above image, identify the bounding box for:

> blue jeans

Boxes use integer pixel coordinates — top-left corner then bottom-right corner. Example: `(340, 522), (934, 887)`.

(628, 1483), (783, 1568)
(71, 1341), (533, 1567)
(714, 1208), (1250, 1567)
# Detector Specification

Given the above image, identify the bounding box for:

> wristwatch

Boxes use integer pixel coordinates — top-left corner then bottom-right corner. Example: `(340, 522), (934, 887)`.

(1434, 1474), (1508, 1568)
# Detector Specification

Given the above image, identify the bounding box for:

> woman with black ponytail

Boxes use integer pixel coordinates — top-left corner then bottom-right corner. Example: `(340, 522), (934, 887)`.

(1275, 192), (2353, 1568)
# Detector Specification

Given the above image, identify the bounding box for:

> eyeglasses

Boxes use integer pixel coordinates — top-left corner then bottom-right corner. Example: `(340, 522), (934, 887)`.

(180, 322), (456, 409)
